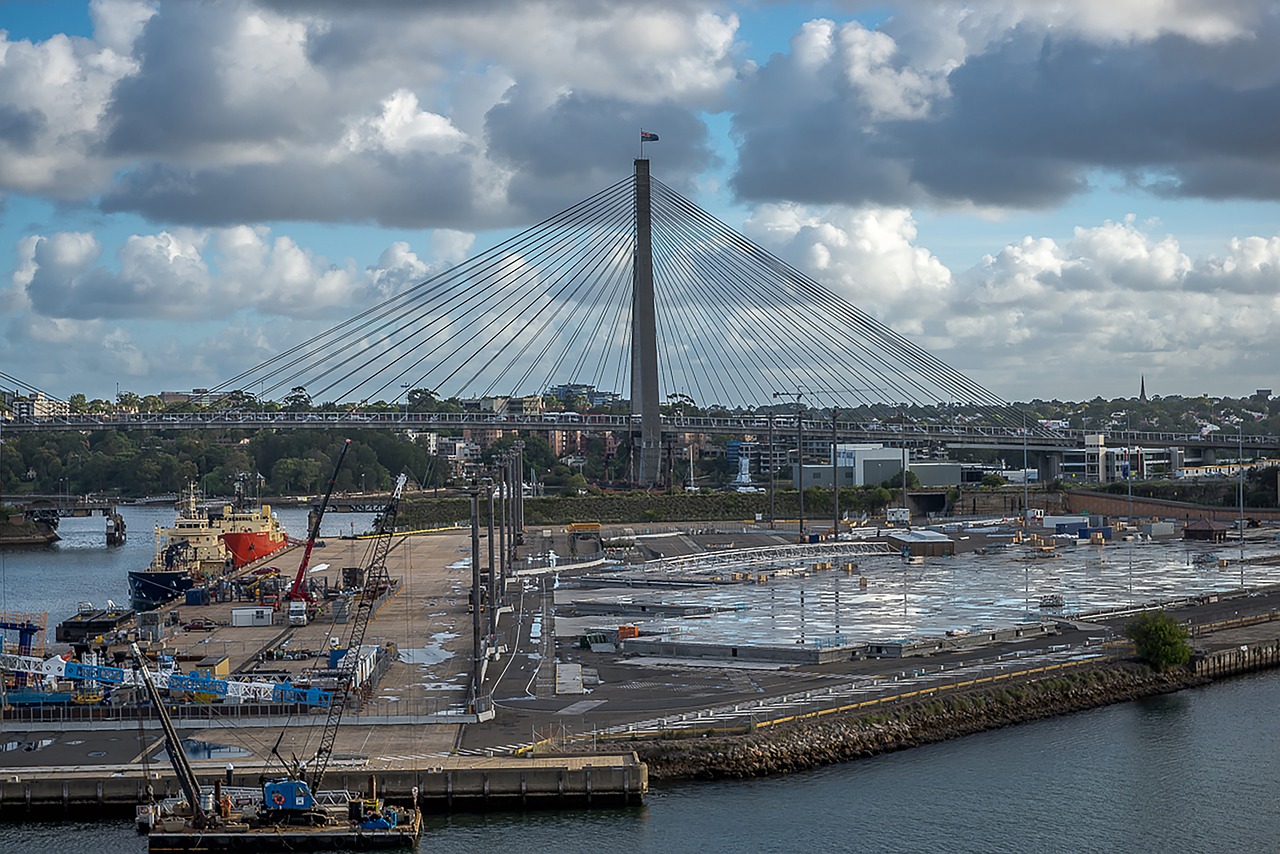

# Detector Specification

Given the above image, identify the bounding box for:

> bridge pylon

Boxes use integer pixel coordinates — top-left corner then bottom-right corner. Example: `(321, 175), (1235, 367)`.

(631, 158), (661, 484)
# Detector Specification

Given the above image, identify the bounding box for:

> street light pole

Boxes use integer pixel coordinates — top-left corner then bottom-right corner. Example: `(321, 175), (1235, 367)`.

(831, 407), (839, 537)
(1126, 411), (1133, 605)
(768, 412), (775, 529)
(1022, 410), (1029, 524)
(1239, 424), (1246, 583)
(798, 398), (805, 537)
(772, 391), (805, 538)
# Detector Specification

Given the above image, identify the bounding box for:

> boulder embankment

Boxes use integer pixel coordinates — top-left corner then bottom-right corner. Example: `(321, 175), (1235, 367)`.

(618, 663), (1198, 781)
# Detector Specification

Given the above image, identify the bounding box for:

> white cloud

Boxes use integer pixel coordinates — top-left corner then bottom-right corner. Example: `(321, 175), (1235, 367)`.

(838, 23), (945, 120)
(741, 201), (1280, 399)
(0, 28), (137, 196)
(340, 89), (468, 156)
(10, 225), (457, 321)
(743, 202), (952, 332)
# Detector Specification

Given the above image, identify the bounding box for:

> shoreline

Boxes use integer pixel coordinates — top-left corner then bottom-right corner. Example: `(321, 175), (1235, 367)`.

(602, 653), (1252, 783)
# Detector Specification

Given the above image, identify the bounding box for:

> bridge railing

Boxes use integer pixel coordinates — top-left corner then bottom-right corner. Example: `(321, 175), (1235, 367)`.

(4, 411), (1277, 450)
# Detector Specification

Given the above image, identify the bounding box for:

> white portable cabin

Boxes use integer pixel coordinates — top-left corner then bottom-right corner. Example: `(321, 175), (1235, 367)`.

(230, 607), (273, 627)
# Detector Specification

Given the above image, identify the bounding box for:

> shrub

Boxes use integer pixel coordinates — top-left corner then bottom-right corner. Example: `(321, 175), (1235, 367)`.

(1125, 610), (1191, 671)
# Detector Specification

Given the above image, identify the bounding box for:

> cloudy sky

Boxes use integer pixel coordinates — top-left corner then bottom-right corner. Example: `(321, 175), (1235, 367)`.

(2, 0), (1279, 404)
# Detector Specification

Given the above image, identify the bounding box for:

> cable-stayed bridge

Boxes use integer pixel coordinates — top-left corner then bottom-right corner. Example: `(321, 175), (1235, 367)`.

(5, 408), (1276, 455)
(5, 165), (1279, 471)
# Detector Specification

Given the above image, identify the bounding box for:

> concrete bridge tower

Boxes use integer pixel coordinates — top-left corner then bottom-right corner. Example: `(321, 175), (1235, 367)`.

(631, 158), (661, 484)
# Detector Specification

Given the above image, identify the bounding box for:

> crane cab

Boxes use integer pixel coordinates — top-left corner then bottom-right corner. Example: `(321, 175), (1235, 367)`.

(263, 779), (315, 812)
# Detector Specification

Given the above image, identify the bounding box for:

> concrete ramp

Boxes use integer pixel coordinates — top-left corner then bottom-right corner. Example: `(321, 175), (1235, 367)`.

(555, 663), (586, 695)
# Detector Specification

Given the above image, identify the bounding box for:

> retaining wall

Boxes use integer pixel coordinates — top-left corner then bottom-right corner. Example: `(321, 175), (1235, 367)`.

(0, 756), (647, 818)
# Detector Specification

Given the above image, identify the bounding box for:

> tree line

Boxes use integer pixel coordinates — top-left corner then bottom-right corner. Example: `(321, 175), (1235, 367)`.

(0, 429), (440, 498)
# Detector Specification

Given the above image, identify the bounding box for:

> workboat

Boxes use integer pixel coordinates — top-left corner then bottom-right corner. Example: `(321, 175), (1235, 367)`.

(128, 484), (232, 610)
(136, 779), (422, 852)
(127, 483), (289, 610)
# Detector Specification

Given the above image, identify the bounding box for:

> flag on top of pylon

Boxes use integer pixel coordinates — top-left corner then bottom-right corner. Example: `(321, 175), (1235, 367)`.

(641, 131), (659, 142)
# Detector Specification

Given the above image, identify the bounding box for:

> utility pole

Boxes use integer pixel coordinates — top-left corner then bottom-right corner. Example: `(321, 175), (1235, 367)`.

(487, 475), (497, 642)
(1023, 409), (1030, 524)
(774, 391), (805, 538)
(468, 480), (483, 711)
(513, 439), (525, 537)
(768, 411), (775, 529)
(831, 406), (840, 537)
(497, 453), (507, 612)
(1239, 424), (1246, 583)
(799, 400), (805, 537)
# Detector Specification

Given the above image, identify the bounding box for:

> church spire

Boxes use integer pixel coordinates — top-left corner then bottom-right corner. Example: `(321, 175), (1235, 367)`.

(1139, 374), (1147, 402)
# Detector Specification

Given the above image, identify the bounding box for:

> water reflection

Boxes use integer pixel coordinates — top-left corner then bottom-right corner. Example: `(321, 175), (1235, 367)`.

(155, 738), (252, 762)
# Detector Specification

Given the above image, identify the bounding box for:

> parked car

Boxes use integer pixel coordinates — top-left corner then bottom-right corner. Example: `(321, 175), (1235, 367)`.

(183, 619), (218, 631)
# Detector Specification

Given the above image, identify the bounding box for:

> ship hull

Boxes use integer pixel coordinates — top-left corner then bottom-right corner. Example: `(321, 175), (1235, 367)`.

(128, 569), (195, 611)
(221, 530), (288, 567)
(146, 826), (419, 852)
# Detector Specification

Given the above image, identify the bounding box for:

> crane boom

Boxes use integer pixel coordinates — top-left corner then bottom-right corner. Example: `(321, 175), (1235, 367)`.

(287, 438), (351, 602)
(130, 643), (208, 827)
(308, 473), (407, 792)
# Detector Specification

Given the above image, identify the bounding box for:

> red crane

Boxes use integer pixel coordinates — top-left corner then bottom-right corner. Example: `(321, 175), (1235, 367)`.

(287, 438), (351, 603)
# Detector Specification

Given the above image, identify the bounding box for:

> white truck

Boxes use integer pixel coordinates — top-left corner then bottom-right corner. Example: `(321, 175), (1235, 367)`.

(288, 600), (309, 627)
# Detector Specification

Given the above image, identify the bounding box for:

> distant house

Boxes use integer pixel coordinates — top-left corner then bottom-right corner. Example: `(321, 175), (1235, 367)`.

(1183, 518), (1229, 543)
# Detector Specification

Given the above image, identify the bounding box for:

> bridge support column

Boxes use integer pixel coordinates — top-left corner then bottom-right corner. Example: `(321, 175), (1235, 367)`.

(1041, 452), (1062, 482)
(631, 158), (661, 484)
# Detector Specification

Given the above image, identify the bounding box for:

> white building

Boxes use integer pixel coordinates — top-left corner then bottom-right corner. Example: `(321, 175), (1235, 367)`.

(13, 393), (69, 418)
(794, 443), (906, 488)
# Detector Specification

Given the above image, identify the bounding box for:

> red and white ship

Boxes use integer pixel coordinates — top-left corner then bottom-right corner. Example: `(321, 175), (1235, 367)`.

(219, 501), (289, 567)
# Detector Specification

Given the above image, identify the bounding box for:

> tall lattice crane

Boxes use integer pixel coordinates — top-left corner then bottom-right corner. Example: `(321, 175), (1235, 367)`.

(308, 472), (407, 793)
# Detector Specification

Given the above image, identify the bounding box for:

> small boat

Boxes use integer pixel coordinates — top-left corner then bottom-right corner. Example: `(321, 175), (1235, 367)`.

(1039, 593), (1066, 609)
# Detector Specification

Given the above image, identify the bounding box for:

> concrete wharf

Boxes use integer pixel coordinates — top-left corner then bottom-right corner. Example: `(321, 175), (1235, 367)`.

(1, 528), (646, 815)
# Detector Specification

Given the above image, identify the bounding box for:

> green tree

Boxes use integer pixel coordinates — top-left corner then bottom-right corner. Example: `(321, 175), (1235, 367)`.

(981, 473), (1006, 488)
(283, 386), (313, 411)
(116, 390), (142, 411)
(1125, 610), (1191, 671)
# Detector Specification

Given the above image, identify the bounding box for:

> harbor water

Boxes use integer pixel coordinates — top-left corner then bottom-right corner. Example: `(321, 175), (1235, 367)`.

(2, 670), (1279, 851)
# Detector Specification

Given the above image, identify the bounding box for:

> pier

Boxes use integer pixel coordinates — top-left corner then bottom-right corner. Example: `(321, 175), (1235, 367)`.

(0, 754), (646, 817)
